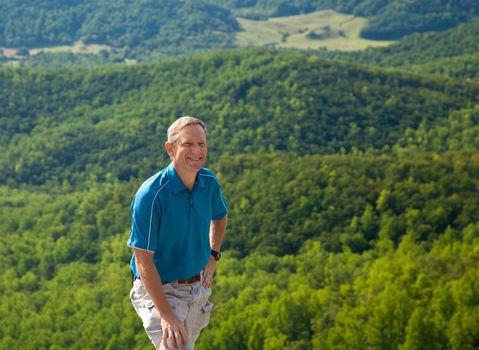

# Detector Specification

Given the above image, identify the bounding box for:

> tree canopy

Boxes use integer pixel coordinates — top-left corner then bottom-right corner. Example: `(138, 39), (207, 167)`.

(1, 42), (479, 349)
(1, 49), (478, 188)
(323, 18), (479, 79)
(1, 0), (478, 63)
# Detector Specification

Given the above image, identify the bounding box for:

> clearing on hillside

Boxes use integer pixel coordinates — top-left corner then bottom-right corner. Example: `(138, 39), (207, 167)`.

(236, 10), (395, 51)
(29, 40), (112, 55)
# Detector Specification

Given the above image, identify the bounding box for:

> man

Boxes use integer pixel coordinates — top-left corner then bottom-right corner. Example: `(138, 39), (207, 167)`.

(127, 116), (228, 349)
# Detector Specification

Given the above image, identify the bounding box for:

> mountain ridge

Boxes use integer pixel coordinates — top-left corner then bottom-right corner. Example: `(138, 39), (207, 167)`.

(2, 49), (478, 188)
(1, 0), (478, 64)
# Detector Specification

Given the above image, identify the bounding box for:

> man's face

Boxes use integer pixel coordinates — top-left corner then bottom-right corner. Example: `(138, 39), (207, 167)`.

(167, 124), (208, 175)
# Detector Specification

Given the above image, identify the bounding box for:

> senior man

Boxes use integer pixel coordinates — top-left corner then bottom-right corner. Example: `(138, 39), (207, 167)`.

(127, 116), (228, 349)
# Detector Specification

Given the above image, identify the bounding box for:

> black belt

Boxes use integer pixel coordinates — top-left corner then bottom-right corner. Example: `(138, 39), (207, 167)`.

(132, 273), (201, 285)
(162, 274), (201, 285)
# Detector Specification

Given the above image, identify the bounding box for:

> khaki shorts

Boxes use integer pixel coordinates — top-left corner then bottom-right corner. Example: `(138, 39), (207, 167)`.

(130, 279), (213, 350)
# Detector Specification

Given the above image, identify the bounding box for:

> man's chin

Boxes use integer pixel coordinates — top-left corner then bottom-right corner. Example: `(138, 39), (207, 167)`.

(188, 162), (204, 172)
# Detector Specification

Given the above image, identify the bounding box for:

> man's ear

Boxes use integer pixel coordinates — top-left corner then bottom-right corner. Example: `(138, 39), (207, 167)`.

(165, 141), (174, 158)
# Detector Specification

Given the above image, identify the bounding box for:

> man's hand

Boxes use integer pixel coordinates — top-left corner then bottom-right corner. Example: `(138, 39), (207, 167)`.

(134, 249), (188, 349)
(201, 256), (217, 288)
(161, 316), (188, 350)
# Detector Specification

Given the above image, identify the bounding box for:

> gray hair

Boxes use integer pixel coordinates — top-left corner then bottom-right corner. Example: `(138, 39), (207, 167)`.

(167, 116), (208, 144)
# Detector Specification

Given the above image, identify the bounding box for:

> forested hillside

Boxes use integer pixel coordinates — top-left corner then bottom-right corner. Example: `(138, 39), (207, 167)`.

(1, 0), (478, 65)
(1, 153), (479, 349)
(0, 0), (238, 57)
(205, 0), (479, 39)
(2, 50), (478, 188)
(1, 43), (479, 349)
(325, 19), (479, 79)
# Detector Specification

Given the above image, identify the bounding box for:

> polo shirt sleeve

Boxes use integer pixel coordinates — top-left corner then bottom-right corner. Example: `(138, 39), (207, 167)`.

(212, 182), (228, 220)
(127, 190), (160, 253)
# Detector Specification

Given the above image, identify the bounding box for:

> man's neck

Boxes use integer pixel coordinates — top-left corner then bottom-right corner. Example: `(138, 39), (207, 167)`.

(172, 164), (197, 191)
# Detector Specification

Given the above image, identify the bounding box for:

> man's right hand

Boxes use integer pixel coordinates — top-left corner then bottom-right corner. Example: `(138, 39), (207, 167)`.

(161, 315), (188, 350)
(134, 249), (189, 349)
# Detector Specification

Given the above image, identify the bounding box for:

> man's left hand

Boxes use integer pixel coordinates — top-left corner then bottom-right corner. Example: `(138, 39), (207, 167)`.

(201, 256), (217, 288)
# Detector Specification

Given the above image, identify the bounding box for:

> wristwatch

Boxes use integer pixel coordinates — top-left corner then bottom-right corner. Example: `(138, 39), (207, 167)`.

(211, 249), (221, 261)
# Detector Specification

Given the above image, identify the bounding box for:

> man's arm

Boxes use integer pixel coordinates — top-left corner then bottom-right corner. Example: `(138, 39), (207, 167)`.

(201, 215), (228, 288)
(134, 249), (188, 349)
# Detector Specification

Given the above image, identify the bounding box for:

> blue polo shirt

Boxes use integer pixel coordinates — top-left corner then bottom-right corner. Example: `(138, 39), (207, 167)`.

(127, 163), (228, 282)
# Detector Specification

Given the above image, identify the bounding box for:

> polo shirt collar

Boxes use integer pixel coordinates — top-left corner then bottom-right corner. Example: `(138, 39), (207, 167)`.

(197, 171), (205, 188)
(167, 163), (205, 193)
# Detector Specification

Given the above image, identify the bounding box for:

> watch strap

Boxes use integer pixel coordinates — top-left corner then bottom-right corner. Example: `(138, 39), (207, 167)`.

(211, 249), (221, 261)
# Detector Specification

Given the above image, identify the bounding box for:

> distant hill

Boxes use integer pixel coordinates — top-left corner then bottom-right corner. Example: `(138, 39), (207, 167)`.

(205, 0), (479, 39)
(0, 0), (239, 57)
(1, 0), (478, 64)
(323, 19), (479, 79)
(1, 49), (478, 188)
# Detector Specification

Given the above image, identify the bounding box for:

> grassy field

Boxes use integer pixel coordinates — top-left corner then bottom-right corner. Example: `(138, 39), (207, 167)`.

(1, 41), (111, 58)
(29, 40), (111, 55)
(235, 10), (395, 51)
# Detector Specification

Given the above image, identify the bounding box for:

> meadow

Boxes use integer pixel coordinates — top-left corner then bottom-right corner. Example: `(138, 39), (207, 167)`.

(235, 10), (395, 51)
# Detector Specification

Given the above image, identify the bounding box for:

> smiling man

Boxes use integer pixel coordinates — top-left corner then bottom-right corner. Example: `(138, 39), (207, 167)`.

(127, 116), (228, 350)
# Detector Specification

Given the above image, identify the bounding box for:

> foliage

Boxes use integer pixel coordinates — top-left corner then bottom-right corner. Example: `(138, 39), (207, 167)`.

(1, 45), (479, 349)
(0, 0), (238, 58)
(394, 105), (479, 154)
(205, 0), (479, 39)
(0, 0), (477, 65)
(219, 153), (479, 256)
(18, 51), (125, 68)
(407, 55), (479, 80)
(320, 19), (479, 79)
(1, 153), (479, 349)
(359, 1), (479, 40)
(200, 225), (479, 349)
(1, 49), (478, 188)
